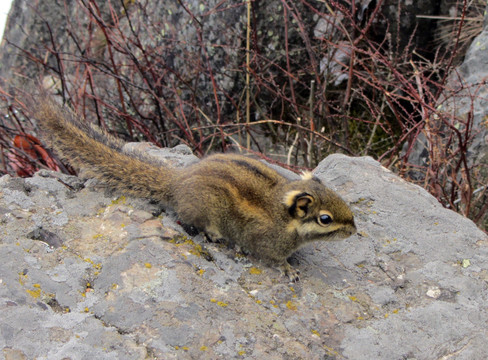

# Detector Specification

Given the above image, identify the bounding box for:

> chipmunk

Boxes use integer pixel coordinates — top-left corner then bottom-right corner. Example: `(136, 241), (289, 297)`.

(35, 98), (357, 280)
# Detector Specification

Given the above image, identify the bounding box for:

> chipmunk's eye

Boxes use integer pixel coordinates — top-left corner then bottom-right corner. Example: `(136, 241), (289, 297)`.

(318, 213), (333, 226)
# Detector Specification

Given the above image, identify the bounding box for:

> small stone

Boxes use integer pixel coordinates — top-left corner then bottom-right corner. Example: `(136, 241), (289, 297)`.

(426, 286), (441, 299)
(130, 209), (155, 223)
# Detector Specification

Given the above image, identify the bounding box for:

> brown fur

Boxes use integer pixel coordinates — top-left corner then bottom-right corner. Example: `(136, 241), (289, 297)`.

(36, 98), (357, 280)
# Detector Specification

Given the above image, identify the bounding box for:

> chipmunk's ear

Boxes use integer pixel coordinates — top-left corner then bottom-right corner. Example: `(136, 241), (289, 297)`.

(284, 190), (315, 218)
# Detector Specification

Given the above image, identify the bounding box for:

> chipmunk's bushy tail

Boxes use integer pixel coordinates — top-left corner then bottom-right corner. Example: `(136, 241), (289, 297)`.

(35, 98), (178, 207)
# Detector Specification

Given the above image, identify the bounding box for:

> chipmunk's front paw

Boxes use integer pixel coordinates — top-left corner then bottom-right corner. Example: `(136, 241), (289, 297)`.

(203, 225), (225, 243)
(279, 262), (300, 282)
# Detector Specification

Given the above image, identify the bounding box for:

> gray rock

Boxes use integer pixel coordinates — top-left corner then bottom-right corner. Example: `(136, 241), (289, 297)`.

(1, 153), (487, 359)
(122, 142), (198, 168)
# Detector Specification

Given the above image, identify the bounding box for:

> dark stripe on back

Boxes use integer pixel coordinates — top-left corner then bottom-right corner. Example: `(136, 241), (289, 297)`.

(209, 158), (278, 185)
(230, 159), (277, 184)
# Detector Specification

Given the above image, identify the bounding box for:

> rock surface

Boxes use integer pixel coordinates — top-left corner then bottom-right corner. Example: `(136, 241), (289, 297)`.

(1, 150), (487, 359)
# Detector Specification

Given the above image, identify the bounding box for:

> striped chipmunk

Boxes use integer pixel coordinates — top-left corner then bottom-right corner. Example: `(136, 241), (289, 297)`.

(35, 97), (357, 281)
